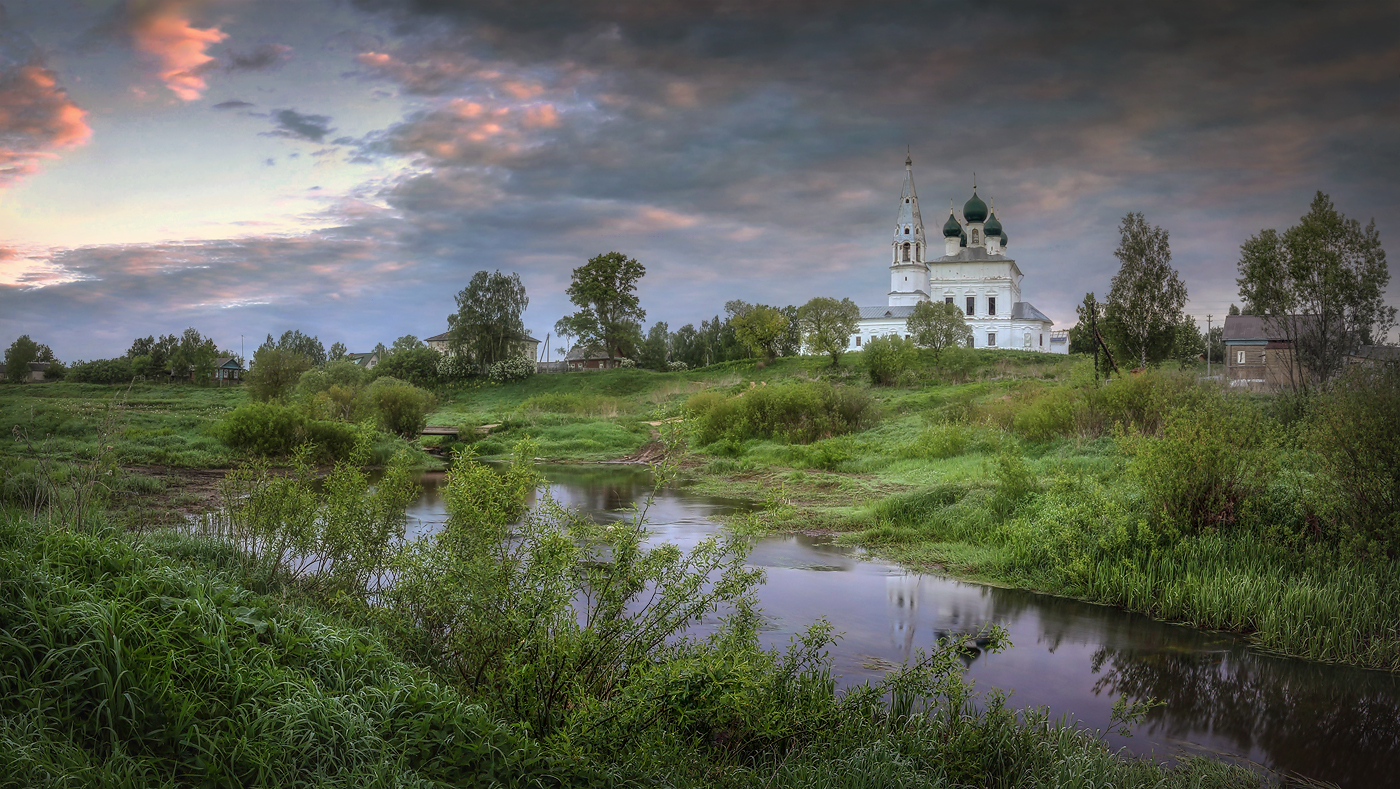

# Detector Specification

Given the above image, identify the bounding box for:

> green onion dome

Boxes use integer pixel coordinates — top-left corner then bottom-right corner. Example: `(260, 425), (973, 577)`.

(983, 212), (1002, 236)
(963, 189), (988, 224)
(942, 212), (962, 238)
(959, 229), (968, 248)
(1000, 231), (1008, 248)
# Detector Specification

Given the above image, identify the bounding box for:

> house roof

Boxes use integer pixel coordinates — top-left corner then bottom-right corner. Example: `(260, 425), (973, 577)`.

(859, 305), (916, 319)
(1222, 314), (1316, 342)
(28, 361), (50, 371)
(1011, 301), (1052, 323)
(214, 356), (243, 369)
(1350, 345), (1400, 362)
(565, 346), (612, 361)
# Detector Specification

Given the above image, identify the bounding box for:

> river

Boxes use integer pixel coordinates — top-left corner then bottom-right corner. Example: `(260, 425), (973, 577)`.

(405, 464), (1400, 787)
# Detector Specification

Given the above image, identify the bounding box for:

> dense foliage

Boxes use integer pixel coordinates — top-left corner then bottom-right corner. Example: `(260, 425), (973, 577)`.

(796, 296), (861, 366)
(64, 357), (134, 384)
(448, 269), (529, 369)
(688, 381), (876, 446)
(246, 348), (313, 402)
(556, 251), (646, 362)
(906, 300), (973, 363)
(1103, 213), (1188, 369)
(862, 335), (919, 385)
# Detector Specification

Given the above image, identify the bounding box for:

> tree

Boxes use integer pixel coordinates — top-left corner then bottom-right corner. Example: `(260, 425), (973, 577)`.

(4, 335), (55, 382)
(328, 342), (348, 362)
(1104, 213), (1188, 368)
(777, 305), (802, 358)
(1236, 191), (1395, 389)
(671, 324), (703, 368)
(391, 335), (425, 355)
(863, 335), (918, 385)
(557, 252), (646, 362)
(906, 301), (973, 365)
(796, 297), (860, 366)
(1171, 315), (1206, 366)
(1228, 303), (1241, 316)
(170, 327), (219, 382)
(448, 270), (529, 371)
(259, 330), (327, 367)
(638, 321), (670, 370)
(1068, 293), (1102, 355)
(731, 304), (789, 362)
(246, 348), (313, 402)
(374, 346), (442, 389)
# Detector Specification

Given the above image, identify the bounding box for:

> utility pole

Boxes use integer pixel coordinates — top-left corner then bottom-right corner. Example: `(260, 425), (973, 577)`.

(1205, 315), (1212, 378)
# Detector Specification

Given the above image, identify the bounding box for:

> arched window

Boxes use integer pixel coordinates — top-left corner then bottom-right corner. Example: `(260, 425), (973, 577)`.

(902, 242), (910, 262)
(972, 229), (980, 244)
(904, 226), (910, 235)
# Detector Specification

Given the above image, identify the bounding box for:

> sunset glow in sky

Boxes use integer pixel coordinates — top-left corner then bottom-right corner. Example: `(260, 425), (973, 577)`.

(2, 0), (1397, 359)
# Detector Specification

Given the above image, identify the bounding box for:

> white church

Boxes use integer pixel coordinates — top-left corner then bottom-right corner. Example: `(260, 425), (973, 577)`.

(851, 156), (1061, 353)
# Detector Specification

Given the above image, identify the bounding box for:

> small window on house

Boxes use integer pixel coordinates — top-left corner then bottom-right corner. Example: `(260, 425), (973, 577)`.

(966, 297), (975, 316)
(988, 297), (996, 315)
(1237, 350), (1246, 365)
(945, 296), (954, 305)
(1261, 351), (1267, 364)
(1039, 334), (1043, 346)
(856, 336), (862, 347)
(987, 332), (997, 347)
(905, 334), (910, 340)
(967, 337), (974, 348)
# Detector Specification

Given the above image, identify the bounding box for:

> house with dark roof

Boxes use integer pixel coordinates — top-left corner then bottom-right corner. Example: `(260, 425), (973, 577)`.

(346, 352), (380, 370)
(1223, 315), (1307, 391)
(424, 330), (541, 362)
(210, 357), (243, 384)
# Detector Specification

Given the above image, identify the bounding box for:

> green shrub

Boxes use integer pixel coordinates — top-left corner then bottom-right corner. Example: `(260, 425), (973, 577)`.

(989, 448), (1038, 520)
(1309, 365), (1400, 556)
(65, 357), (134, 384)
(1012, 386), (1079, 441)
(692, 381), (876, 445)
(246, 348), (312, 402)
(863, 335), (918, 385)
(902, 424), (971, 459)
(214, 401), (305, 456)
(358, 377), (434, 437)
(1126, 393), (1278, 539)
(374, 346), (443, 389)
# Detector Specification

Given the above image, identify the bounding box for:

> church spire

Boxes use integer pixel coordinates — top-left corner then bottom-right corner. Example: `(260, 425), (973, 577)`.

(893, 153), (925, 248)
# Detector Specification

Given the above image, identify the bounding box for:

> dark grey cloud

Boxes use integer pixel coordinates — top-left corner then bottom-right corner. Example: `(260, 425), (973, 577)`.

(266, 109), (334, 143)
(211, 99), (254, 110)
(224, 43), (292, 71)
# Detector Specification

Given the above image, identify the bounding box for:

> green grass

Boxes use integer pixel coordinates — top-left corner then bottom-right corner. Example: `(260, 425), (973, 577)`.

(0, 383), (245, 468)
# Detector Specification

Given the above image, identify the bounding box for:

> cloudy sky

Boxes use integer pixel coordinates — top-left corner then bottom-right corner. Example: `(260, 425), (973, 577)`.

(2, 0), (1397, 360)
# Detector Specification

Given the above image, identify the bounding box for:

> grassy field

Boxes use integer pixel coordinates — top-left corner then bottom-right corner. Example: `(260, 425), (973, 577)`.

(4, 349), (1397, 675)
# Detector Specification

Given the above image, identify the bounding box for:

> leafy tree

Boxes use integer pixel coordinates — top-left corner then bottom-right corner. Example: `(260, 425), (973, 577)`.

(448, 270), (529, 370)
(372, 342), (388, 358)
(66, 357), (134, 384)
(638, 321), (670, 370)
(390, 335), (425, 355)
(259, 330), (327, 367)
(797, 297), (861, 366)
(328, 341), (348, 362)
(1067, 293), (1102, 355)
(863, 335), (918, 386)
(556, 252), (646, 362)
(671, 323), (703, 369)
(1205, 324), (1225, 365)
(374, 346), (442, 389)
(777, 305), (802, 358)
(1104, 213), (1188, 368)
(732, 304), (790, 362)
(3, 335), (55, 382)
(1171, 315), (1205, 366)
(1236, 191), (1395, 389)
(126, 336), (154, 360)
(906, 300), (973, 365)
(1228, 303), (1241, 316)
(170, 327), (220, 382)
(246, 348), (313, 402)
(129, 334), (178, 376)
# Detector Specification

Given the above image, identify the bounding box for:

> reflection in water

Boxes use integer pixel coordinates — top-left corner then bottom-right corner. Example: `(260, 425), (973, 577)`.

(406, 465), (1399, 788)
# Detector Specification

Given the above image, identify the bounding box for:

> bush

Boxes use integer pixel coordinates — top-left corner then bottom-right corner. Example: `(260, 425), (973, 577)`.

(692, 381), (876, 445)
(214, 402), (306, 456)
(616, 357), (637, 369)
(374, 346), (442, 389)
(487, 355), (534, 384)
(902, 424), (970, 459)
(863, 335), (918, 385)
(1012, 386), (1079, 442)
(666, 360), (688, 371)
(1309, 365), (1400, 556)
(65, 357), (134, 384)
(358, 377), (434, 437)
(1125, 393), (1278, 539)
(246, 348), (312, 402)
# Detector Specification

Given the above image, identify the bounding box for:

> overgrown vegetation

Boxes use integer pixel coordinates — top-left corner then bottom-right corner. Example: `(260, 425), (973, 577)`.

(0, 435), (1262, 787)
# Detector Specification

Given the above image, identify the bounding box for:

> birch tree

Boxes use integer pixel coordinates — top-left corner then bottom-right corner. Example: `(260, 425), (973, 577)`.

(1104, 213), (1187, 369)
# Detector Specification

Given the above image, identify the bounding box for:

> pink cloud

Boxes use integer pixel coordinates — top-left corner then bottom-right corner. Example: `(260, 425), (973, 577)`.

(0, 64), (93, 186)
(130, 3), (227, 101)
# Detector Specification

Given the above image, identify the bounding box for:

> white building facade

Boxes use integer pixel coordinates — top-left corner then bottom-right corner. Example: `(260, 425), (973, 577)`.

(851, 156), (1059, 353)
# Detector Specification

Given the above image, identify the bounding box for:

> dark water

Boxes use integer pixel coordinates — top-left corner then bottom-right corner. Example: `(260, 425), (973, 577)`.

(406, 465), (1400, 787)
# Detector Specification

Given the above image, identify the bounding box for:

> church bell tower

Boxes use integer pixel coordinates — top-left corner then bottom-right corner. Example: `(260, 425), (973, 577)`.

(888, 153), (929, 307)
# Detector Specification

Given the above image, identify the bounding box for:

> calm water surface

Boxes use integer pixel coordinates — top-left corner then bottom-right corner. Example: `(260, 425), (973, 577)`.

(407, 465), (1400, 787)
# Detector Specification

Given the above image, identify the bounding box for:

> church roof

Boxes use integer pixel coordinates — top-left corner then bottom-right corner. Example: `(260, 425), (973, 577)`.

(1011, 302), (1052, 323)
(935, 246), (1013, 262)
(892, 155), (926, 244)
(859, 305), (917, 320)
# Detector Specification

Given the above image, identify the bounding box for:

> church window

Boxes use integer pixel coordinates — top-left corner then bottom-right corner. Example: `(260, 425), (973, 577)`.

(945, 297), (954, 306)
(1039, 334), (1043, 346)
(972, 229), (980, 244)
(988, 297), (996, 315)
(966, 337), (974, 348)
(966, 297), (974, 316)
(902, 242), (910, 261)
(856, 336), (862, 347)
(987, 332), (997, 347)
